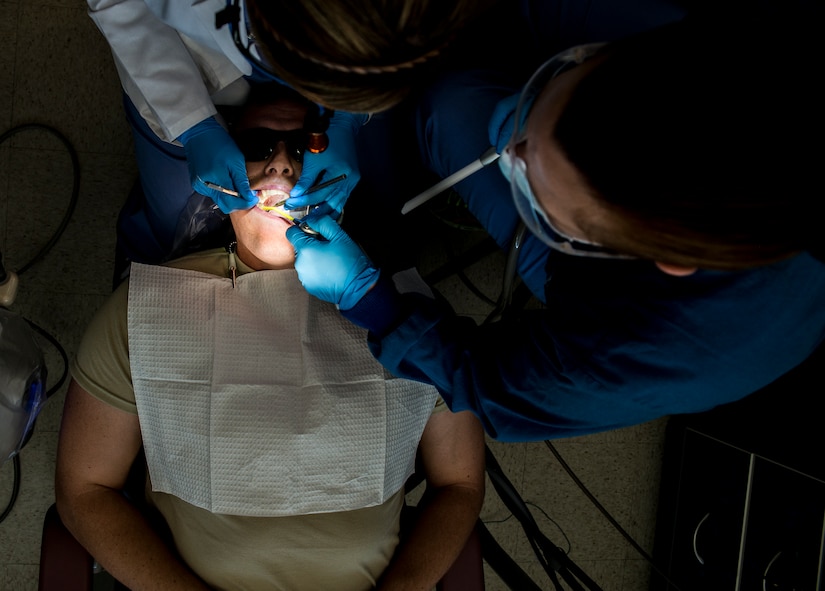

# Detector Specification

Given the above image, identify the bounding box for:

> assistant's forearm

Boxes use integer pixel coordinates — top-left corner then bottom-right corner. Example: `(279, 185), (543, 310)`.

(377, 485), (483, 591)
(56, 486), (209, 591)
(342, 277), (482, 392)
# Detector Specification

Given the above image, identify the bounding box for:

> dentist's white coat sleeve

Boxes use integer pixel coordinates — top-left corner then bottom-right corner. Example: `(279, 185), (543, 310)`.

(87, 0), (241, 141)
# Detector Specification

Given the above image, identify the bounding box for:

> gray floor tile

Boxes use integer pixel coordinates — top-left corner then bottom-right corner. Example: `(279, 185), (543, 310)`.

(480, 512), (526, 575)
(432, 244), (507, 319)
(0, 564), (39, 591)
(525, 558), (625, 591)
(481, 441), (530, 564)
(482, 563), (508, 591)
(519, 441), (639, 563)
(0, 145), (8, 251)
(623, 443), (666, 562)
(12, 4), (132, 156)
(2, 138), (84, 275)
(486, 555), (633, 591)
(0, 2), (19, 132)
(4, 149), (135, 295)
(621, 558), (655, 591)
(0, 430), (57, 565)
(568, 417), (669, 446)
(482, 438), (528, 520)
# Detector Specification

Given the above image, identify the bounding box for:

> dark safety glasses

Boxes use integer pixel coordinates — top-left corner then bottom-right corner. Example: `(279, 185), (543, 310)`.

(233, 128), (308, 163)
(215, 1), (334, 154)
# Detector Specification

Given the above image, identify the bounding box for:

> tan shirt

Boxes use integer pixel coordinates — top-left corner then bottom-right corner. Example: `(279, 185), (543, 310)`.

(72, 249), (434, 590)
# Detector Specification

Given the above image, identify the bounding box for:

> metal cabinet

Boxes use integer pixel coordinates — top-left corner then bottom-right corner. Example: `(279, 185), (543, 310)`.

(653, 346), (825, 591)
(741, 459), (825, 590)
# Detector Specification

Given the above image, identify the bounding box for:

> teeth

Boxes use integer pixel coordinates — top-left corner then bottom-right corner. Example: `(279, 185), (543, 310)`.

(257, 189), (289, 200)
(254, 188), (290, 217)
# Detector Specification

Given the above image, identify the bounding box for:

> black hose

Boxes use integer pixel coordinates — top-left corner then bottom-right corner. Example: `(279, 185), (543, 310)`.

(0, 123), (77, 523)
(0, 124), (81, 276)
(0, 456), (21, 524)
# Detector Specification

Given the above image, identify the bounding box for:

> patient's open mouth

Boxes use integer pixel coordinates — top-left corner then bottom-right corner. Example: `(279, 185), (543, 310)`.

(254, 189), (314, 223)
(255, 188), (295, 220)
(257, 188), (290, 202)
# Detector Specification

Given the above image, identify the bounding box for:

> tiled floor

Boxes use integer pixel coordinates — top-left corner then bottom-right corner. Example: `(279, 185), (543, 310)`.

(0, 2), (667, 590)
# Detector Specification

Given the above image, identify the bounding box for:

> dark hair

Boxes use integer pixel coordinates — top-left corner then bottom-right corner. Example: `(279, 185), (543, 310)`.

(244, 82), (314, 109)
(224, 82), (315, 133)
(554, 6), (823, 269)
(246, 0), (497, 112)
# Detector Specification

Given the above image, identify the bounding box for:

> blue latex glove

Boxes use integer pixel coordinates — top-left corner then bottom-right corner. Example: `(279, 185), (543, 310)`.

(487, 93), (521, 154)
(284, 111), (368, 215)
(286, 214), (380, 310)
(178, 117), (257, 213)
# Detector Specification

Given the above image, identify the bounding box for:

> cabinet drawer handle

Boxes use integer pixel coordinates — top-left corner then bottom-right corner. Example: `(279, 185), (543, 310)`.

(693, 512), (710, 565)
(762, 551), (782, 591)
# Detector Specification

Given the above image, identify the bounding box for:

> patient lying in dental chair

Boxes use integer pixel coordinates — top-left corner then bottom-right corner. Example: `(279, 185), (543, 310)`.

(54, 84), (485, 591)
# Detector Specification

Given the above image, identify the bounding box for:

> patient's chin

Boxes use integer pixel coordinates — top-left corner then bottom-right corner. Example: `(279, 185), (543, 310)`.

(230, 209), (296, 271)
(258, 246), (296, 270)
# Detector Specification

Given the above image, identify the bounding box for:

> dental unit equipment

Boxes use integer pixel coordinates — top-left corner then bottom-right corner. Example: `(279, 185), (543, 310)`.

(401, 147), (500, 214)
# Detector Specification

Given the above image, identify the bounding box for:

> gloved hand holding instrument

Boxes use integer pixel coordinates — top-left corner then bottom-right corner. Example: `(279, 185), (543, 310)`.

(182, 109), (366, 216)
(285, 214), (380, 311)
(179, 116), (258, 213)
(284, 111), (368, 216)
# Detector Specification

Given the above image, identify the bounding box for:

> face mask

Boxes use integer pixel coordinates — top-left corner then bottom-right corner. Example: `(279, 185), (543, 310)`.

(496, 43), (635, 259)
(498, 148), (534, 208)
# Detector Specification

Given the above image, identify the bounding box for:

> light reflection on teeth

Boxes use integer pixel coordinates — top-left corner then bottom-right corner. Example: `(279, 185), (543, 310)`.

(257, 189), (289, 200)
(254, 188), (295, 220)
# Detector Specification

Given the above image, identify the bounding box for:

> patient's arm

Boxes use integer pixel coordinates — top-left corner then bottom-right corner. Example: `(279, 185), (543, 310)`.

(377, 407), (486, 591)
(55, 379), (210, 591)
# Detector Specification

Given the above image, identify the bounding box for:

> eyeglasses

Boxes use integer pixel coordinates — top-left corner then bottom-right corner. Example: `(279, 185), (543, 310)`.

(233, 128), (308, 163)
(216, 1), (334, 154)
(505, 43), (635, 259)
(216, 0), (280, 79)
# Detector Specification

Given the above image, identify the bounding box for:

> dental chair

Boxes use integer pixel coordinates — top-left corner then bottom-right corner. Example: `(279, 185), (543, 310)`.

(38, 453), (485, 591)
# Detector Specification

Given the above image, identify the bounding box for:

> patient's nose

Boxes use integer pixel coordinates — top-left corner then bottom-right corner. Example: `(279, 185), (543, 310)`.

(265, 142), (294, 177)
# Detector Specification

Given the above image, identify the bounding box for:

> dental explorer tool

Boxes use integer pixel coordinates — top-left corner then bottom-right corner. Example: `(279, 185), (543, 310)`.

(200, 173), (347, 201)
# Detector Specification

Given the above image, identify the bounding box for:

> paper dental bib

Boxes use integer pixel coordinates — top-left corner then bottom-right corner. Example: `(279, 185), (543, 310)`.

(127, 263), (437, 517)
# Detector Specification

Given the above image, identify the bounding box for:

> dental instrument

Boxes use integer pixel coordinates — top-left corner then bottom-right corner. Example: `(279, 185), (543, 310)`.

(200, 173), (347, 202)
(401, 147), (500, 215)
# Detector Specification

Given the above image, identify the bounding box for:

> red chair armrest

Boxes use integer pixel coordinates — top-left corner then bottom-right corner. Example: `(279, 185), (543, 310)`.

(38, 504), (94, 591)
(437, 520), (485, 590)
